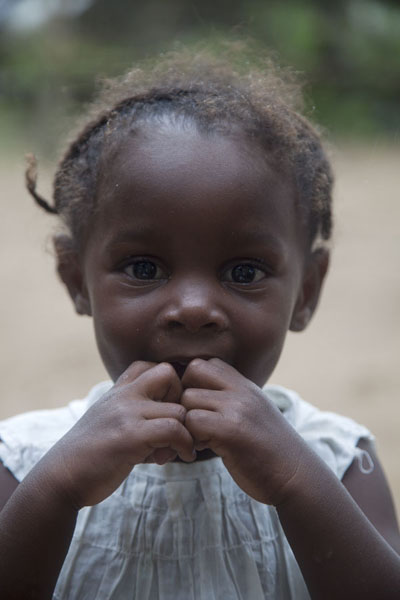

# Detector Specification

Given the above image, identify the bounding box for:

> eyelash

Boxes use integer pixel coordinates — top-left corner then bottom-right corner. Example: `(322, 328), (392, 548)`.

(120, 258), (167, 282)
(119, 257), (271, 285)
(222, 260), (270, 284)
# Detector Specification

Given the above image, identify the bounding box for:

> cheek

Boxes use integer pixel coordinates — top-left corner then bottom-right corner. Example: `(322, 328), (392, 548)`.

(90, 295), (151, 378)
(235, 299), (293, 386)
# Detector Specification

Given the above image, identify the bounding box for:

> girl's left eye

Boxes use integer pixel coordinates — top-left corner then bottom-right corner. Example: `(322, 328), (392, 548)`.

(122, 259), (165, 281)
(223, 263), (267, 284)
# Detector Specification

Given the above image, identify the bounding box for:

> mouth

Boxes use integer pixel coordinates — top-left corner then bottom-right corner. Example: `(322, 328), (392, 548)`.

(170, 361), (189, 378)
(166, 355), (215, 379)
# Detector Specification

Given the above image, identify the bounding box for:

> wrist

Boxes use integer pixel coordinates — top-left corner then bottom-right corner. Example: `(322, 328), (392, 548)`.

(270, 442), (330, 508)
(21, 449), (82, 514)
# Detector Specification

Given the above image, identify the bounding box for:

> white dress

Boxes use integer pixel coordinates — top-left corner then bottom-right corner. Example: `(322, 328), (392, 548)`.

(0, 382), (373, 600)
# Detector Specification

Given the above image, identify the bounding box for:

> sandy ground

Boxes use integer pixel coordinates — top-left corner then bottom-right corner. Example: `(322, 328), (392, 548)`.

(0, 143), (399, 516)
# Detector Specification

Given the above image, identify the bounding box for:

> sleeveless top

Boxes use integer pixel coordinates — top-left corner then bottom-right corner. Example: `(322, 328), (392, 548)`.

(0, 382), (374, 600)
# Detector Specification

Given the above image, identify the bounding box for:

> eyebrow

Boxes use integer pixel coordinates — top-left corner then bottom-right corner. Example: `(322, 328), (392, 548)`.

(104, 227), (168, 247)
(227, 229), (288, 254)
(106, 227), (284, 244)
(103, 226), (289, 263)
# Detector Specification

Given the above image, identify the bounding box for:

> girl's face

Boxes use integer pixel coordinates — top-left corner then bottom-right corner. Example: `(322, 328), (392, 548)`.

(67, 124), (322, 387)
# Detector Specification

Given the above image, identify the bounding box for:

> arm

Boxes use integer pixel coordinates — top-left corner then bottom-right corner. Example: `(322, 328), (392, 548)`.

(182, 358), (400, 599)
(0, 362), (194, 600)
(0, 457), (78, 600)
(342, 437), (400, 554)
(0, 462), (18, 510)
(275, 440), (400, 599)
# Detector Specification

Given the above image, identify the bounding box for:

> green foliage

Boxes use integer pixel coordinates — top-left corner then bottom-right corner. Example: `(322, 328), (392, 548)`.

(1, 0), (399, 155)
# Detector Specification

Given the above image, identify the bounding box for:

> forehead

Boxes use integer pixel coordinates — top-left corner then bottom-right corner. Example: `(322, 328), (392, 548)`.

(94, 124), (303, 249)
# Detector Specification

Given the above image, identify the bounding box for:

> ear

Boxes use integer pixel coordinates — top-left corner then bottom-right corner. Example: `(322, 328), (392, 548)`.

(53, 235), (92, 316)
(289, 248), (329, 332)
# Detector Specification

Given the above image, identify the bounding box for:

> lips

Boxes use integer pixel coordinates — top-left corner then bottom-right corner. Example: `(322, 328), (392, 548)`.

(166, 355), (215, 379)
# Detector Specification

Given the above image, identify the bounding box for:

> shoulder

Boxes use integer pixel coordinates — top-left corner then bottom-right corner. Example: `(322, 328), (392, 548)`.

(266, 385), (400, 554)
(0, 400), (86, 511)
(265, 384), (373, 478)
(0, 381), (112, 482)
(342, 438), (400, 554)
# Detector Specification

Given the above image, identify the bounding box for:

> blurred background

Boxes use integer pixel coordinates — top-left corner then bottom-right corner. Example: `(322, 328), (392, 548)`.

(0, 0), (399, 513)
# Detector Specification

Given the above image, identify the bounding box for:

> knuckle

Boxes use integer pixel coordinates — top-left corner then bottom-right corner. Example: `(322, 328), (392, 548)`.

(181, 388), (195, 406)
(183, 410), (197, 433)
(226, 411), (242, 438)
(208, 357), (224, 370)
(158, 362), (177, 379)
(101, 395), (142, 436)
(205, 357), (226, 377)
(186, 358), (206, 376)
(164, 417), (182, 435)
(185, 409), (205, 431)
(173, 404), (187, 422)
(184, 409), (195, 427)
(188, 358), (203, 369)
(110, 407), (134, 439)
(117, 361), (149, 383)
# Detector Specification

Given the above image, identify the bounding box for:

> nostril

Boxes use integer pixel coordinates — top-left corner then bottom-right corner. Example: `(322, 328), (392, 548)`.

(166, 318), (220, 334)
(161, 299), (228, 333)
(184, 321), (220, 334)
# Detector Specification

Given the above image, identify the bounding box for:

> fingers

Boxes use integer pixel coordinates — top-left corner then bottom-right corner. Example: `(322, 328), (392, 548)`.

(116, 360), (157, 384)
(184, 409), (224, 450)
(150, 448), (178, 465)
(144, 418), (195, 463)
(181, 358), (238, 390)
(156, 364), (183, 404)
(138, 362), (183, 403)
(111, 358), (248, 462)
(141, 400), (187, 423)
(119, 361), (183, 404)
(181, 388), (220, 412)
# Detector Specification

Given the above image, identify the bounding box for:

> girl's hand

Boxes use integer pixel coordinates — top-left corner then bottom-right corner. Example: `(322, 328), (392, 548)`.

(182, 358), (307, 505)
(39, 362), (195, 509)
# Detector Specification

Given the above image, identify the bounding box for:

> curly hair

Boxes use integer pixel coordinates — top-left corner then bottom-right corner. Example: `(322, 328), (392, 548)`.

(26, 43), (333, 250)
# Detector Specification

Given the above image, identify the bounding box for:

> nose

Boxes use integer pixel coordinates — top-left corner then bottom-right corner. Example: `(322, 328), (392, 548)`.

(158, 278), (229, 334)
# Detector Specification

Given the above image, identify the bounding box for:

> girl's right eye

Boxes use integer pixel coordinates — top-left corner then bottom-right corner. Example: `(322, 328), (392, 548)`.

(122, 259), (166, 282)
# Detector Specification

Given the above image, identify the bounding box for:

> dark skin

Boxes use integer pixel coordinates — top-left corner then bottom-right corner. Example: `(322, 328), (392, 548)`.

(0, 124), (399, 599)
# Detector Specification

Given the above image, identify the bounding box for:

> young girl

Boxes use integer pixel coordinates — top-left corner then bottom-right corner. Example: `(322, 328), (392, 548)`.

(0, 48), (399, 599)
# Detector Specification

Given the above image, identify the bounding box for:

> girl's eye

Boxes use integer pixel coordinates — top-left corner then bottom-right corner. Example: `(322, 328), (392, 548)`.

(123, 259), (165, 281)
(224, 263), (267, 284)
